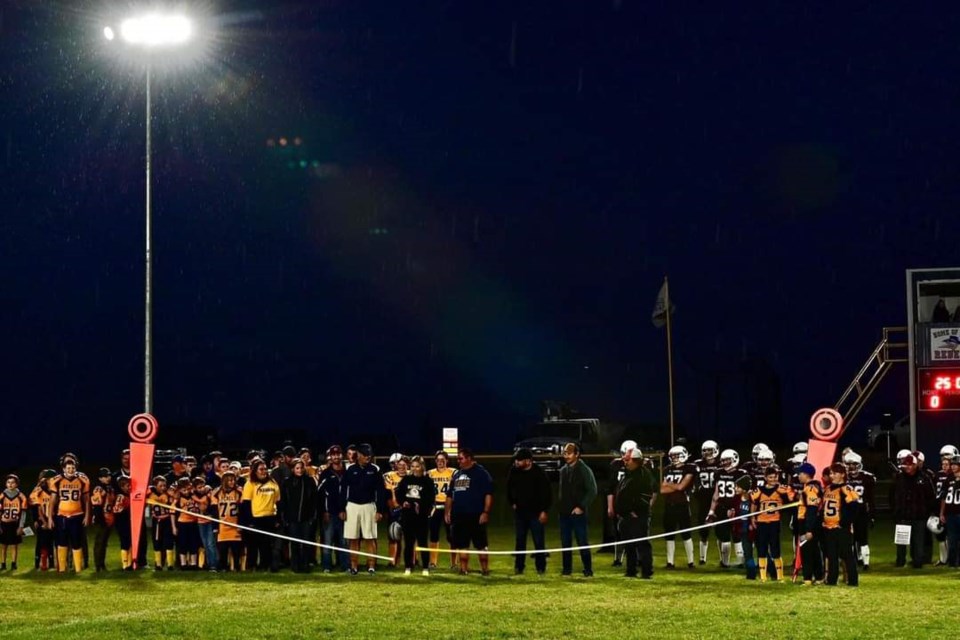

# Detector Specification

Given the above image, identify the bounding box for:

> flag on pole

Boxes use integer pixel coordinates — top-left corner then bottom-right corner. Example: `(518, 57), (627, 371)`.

(651, 280), (675, 328)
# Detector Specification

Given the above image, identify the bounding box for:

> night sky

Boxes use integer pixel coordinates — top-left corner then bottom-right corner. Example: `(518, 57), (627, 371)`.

(3, 1), (960, 466)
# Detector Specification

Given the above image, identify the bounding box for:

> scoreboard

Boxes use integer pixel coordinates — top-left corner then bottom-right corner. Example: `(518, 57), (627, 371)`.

(918, 368), (960, 412)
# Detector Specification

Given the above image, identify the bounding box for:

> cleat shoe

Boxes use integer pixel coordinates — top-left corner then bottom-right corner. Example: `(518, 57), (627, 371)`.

(688, 562), (695, 569)
(666, 563), (675, 569)
(403, 569), (412, 576)
(367, 568), (376, 575)
(422, 569), (430, 576)
(348, 568), (358, 575)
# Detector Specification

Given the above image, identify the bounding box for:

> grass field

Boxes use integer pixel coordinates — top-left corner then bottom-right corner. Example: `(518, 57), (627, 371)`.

(0, 517), (957, 640)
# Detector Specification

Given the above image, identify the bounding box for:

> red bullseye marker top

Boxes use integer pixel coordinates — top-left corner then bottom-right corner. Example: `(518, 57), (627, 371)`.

(809, 408), (843, 442)
(128, 413), (158, 443)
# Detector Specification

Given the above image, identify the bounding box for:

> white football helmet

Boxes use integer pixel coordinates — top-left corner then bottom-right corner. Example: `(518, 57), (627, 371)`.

(620, 440), (638, 457)
(389, 453), (403, 464)
(915, 450), (925, 464)
(793, 442), (809, 456)
(751, 443), (769, 462)
(719, 449), (739, 470)
(843, 451), (863, 475)
(668, 445), (689, 465)
(896, 449), (911, 464)
(928, 515), (944, 535)
(789, 453), (807, 465)
(940, 444), (959, 459)
(756, 449), (775, 468)
(701, 440), (719, 461)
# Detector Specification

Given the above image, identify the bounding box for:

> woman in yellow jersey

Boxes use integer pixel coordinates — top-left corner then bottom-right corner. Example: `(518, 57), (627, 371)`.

(241, 460), (281, 572)
(427, 451), (455, 568)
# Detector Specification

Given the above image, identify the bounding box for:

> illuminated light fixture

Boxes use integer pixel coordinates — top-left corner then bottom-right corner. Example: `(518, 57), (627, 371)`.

(279, 137), (288, 146)
(104, 26), (116, 41)
(119, 14), (193, 47)
(293, 137), (302, 146)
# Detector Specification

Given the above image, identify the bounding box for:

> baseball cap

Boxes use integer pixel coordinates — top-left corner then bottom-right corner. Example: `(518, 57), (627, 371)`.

(98, 467), (112, 477)
(514, 448), (533, 461)
(326, 445), (343, 456)
(797, 462), (816, 477)
(171, 455), (185, 463)
(357, 444), (373, 457)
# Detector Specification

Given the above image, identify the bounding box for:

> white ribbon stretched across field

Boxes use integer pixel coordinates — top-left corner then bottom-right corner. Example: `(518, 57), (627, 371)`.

(146, 499), (393, 561)
(419, 501), (801, 555)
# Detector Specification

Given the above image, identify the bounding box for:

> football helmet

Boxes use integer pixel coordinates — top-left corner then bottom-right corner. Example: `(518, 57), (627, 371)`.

(756, 449), (775, 468)
(388, 521), (403, 541)
(896, 449), (911, 464)
(701, 440), (719, 461)
(913, 450), (925, 464)
(388, 453), (403, 464)
(928, 515), (944, 535)
(843, 451), (863, 475)
(668, 445), (689, 465)
(751, 443), (769, 462)
(940, 444), (959, 459)
(719, 449), (739, 470)
(792, 442), (809, 455)
(620, 440), (638, 457)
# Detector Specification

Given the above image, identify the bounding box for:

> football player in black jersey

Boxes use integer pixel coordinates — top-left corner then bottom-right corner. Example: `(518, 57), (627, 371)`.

(938, 454), (960, 567)
(693, 440), (720, 565)
(843, 450), (876, 570)
(660, 445), (697, 568)
(934, 445), (958, 565)
(751, 449), (778, 489)
(742, 443), (768, 477)
(707, 449), (748, 568)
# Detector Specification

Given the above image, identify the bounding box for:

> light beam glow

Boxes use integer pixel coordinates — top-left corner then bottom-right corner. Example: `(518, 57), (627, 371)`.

(103, 26), (115, 41)
(120, 14), (193, 47)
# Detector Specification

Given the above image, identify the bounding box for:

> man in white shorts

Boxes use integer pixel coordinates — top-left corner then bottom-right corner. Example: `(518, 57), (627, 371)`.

(339, 444), (385, 575)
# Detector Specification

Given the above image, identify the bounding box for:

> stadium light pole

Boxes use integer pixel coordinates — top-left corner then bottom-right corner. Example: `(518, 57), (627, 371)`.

(104, 14), (194, 415)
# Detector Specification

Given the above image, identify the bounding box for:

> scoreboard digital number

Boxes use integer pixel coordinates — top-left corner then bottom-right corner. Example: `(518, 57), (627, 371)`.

(918, 368), (960, 412)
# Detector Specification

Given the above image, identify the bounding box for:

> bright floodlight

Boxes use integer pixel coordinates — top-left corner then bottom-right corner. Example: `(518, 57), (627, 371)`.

(103, 26), (115, 41)
(120, 14), (193, 47)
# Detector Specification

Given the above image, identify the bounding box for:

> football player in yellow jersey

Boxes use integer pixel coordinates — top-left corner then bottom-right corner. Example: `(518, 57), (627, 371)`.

(175, 477), (200, 570)
(821, 463), (859, 586)
(29, 470), (56, 570)
(795, 462), (824, 584)
(383, 457), (408, 567)
(211, 470), (244, 571)
(749, 466), (796, 581)
(427, 451), (455, 568)
(49, 457), (91, 573)
(1, 474), (29, 571)
(112, 477), (133, 570)
(148, 476), (177, 570)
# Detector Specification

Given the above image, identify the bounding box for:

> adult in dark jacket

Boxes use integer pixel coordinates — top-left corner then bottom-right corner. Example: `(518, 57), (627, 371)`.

(318, 445), (349, 572)
(506, 448), (552, 574)
(614, 445), (656, 579)
(558, 443), (598, 576)
(281, 460), (319, 573)
(395, 457), (436, 575)
(893, 454), (936, 568)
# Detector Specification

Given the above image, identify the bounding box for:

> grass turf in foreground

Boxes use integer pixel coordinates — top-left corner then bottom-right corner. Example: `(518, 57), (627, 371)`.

(1, 522), (957, 639)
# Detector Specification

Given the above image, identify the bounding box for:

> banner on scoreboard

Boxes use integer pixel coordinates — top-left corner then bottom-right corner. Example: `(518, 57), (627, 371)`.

(442, 428), (459, 455)
(930, 327), (960, 362)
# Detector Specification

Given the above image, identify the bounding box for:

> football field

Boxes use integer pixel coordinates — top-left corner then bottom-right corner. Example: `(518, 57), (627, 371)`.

(1, 519), (956, 639)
